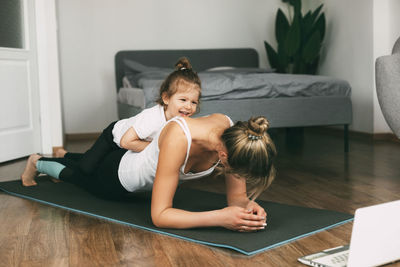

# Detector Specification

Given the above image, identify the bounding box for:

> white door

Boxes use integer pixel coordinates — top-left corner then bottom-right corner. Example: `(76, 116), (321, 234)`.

(0, 0), (41, 162)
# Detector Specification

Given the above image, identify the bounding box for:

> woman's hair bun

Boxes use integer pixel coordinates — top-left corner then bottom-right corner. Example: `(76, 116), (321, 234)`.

(248, 116), (269, 135)
(175, 57), (192, 70)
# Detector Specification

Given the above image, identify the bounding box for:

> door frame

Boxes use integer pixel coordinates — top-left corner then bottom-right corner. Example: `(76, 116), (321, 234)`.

(35, 0), (63, 155)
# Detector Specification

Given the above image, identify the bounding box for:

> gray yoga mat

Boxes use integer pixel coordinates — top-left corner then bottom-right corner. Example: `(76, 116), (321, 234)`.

(0, 177), (353, 255)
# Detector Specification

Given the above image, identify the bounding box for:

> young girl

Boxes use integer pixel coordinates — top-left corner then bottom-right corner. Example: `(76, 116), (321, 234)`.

(56, 57), (201, 175)
(22, 114), (277, 232)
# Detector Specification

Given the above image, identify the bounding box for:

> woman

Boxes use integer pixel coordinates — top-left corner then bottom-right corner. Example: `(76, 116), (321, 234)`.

(21, 114), (277, 232)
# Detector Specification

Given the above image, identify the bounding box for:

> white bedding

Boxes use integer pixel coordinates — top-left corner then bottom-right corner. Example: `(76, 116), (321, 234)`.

(117, 87), (145, 108)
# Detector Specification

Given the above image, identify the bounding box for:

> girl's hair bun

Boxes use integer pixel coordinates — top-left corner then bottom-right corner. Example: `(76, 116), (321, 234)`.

(155, 56), (201, 107)
(175, 57), (192, 71)
(248, 116), (269, 135)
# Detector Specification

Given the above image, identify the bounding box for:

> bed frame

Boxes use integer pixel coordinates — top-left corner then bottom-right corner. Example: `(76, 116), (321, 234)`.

(115, 48), (352, 152)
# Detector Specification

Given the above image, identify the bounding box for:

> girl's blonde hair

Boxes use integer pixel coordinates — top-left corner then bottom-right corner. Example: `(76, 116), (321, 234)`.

(156, 57), (202, 107)
(221, 116), (277, 200)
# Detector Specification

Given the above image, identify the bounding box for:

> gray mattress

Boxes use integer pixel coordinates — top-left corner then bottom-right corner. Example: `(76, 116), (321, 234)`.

(118, 95), (351, 128)
(115, 48), (352, 129)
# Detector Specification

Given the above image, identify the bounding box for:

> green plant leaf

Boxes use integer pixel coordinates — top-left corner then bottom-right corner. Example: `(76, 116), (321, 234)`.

(304, 56), (320, 74)
(303, 11), (311, 20)
(314, 13), (326, 41)
(277, 44), (289, 72)
(310, 56), (320, 74)
(275, 0), (324, 74)
(302, 11), (313, 40)
(284, 15), (301, 57)
(296, 60), (307, 74)
(264, 41), (279, 69)
(276, 9), (290, 45)
(311, 4), (323, 23)
(302, 30), (321, 63)
(303, 11), (311, 26)
(292, 0), (301, 16)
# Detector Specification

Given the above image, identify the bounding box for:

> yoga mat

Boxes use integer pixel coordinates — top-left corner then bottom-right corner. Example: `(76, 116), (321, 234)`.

(0, 177), (353, 255)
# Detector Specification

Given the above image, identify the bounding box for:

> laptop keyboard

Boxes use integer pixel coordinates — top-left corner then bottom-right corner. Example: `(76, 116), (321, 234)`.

(331, 252), (349, 265)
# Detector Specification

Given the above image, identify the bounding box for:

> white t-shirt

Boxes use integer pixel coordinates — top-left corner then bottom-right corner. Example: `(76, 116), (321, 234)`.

(118, 115), (233, 192)
(112, 105), (166, 147)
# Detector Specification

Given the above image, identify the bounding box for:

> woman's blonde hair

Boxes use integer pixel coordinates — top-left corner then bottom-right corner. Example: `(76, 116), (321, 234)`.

(156, 57), (202, 108)
(221, 116), (277, 200)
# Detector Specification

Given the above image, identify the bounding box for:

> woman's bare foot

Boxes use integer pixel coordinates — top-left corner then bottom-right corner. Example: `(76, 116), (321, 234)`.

(54, 148), (67, 158)
(21, 154), (42, 186)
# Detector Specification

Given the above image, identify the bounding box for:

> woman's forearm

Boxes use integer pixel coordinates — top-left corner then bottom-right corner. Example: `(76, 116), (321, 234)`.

(227, 197), (250, 208)
(151, 206), (266, 231)
(226, 190), (251, 208)
(225, 173), (250, 208)
(152, 208), (223, 229)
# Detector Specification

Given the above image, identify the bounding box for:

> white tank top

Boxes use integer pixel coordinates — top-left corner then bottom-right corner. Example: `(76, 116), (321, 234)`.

(118, 116), (220, 192)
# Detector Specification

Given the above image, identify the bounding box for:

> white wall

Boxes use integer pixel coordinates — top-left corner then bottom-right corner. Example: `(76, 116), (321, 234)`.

(57, 0), (282, 134)
(319, 0), (374, 133)
(57, 0), (399, 134)
(320, 0), (400, 134)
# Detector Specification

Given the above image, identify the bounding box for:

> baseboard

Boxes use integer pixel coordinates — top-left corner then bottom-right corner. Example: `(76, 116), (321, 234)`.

(65, 132), (101, 141)
(308, 126), (400, 143)
(64, 127), (400, 144)
(372, 132), (400, 142)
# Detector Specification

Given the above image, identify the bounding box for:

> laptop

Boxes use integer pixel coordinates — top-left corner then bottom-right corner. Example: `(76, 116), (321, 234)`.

(298, 200), (400, 267)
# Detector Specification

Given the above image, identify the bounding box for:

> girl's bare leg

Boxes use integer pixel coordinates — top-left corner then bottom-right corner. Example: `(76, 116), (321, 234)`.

(54, 148), (67, 158)
(21, 154), (42, 186)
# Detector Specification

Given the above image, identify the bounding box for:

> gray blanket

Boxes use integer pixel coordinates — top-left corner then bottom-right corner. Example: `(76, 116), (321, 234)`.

(126, 69), (351, 108)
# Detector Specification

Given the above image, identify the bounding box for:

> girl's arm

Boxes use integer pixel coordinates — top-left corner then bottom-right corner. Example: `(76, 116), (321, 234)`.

(120, 127), (150, 152)
(151, 123), (266, 231)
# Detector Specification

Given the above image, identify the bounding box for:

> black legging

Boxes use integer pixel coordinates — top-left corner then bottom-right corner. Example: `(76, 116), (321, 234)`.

(39, 147), (129, 200)
(65, 121), (121, 175)
(38, 121), (130, 199)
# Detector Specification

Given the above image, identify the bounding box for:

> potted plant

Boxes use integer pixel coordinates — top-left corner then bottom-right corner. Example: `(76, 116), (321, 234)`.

(264, 0), (325, 74)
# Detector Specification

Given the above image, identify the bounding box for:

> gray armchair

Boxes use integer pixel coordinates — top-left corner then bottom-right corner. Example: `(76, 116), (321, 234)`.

(376, 37), (400, 138)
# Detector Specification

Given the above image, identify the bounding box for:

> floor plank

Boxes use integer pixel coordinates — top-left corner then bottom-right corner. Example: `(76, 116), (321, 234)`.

(68, 214), (120, 266)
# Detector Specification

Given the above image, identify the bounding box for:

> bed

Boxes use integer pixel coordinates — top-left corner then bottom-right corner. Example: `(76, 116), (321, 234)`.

(115, 48), (352, 151)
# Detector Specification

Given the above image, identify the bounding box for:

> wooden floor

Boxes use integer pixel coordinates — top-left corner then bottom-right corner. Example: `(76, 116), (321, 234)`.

(1, 128), (400, 266)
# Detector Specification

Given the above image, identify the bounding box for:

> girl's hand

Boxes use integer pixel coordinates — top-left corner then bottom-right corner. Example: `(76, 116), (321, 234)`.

(220, 206), (267, 232)
(246, 201), (267, 223)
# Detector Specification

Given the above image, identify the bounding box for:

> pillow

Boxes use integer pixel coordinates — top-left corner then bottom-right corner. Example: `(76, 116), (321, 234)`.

(123, 59), (156, 73)
(123, 59), (173, 87)
(123, 59), (174, 73)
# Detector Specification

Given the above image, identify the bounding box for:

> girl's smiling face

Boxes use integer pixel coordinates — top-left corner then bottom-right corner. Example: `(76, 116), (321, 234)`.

(162, 80), (200, 121)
